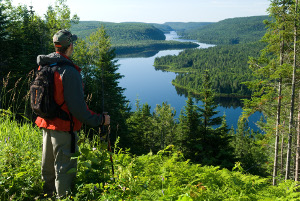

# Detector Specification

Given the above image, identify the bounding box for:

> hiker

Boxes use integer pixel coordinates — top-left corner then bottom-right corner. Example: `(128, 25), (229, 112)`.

(35, 29), (110, 198)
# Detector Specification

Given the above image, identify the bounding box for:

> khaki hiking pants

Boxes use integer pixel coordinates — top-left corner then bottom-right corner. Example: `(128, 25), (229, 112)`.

(41, 128), (79, 197)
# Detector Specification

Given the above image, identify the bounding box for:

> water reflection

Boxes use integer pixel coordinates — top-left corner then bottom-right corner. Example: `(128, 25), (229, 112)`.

(116, 50), (160, 58)
(175, 86), (244, 108)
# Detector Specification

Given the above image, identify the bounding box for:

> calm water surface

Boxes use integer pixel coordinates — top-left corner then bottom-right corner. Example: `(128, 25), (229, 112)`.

(117, 32), (261, 130)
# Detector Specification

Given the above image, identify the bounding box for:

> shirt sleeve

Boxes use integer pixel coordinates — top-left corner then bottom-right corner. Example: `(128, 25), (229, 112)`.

(62, 66), (102, 127)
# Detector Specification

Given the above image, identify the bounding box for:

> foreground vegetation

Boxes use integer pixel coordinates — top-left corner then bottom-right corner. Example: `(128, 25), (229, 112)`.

(1, 113), (300, 200)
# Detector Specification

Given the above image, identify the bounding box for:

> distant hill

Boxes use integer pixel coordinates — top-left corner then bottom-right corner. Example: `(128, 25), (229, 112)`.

(71, 21), (166, 44)
(150, 23), (173, 33)
(163, 22), (214, 32)
(71, 21), (199, 57)
(151, 22), (214, 33)
(179, 16), (271, 45)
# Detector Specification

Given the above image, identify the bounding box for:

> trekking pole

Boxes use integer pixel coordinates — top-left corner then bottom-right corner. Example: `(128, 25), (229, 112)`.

(101, 64), (115, 180)
(106, 124), (115, 179)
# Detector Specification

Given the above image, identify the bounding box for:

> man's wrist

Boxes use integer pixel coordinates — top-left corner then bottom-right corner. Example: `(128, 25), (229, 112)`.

(102, 114), (105, 125)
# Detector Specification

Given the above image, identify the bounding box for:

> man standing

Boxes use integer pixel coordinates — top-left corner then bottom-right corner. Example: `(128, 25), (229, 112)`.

(35, 29), (110, 198)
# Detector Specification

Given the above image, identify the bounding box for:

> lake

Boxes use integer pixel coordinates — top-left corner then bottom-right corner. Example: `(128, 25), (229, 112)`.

(117, 31), (261, 131)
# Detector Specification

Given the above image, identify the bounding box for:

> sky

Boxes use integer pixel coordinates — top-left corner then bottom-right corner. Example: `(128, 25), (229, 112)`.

(11, 0), (271, 24)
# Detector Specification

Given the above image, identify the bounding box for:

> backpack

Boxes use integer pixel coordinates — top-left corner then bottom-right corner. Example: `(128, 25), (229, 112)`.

(30, 61), (76, 153)
(30, 62), (70, 120)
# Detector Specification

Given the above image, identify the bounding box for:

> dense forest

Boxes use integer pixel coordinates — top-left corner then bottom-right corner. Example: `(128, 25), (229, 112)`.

(179, 15), (270, 45)
(2, 0), (300, 200)
(154, 41), (266, 96)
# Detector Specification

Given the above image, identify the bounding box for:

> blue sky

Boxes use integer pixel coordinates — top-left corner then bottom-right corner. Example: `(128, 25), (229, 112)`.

(12, 0), (270, 23)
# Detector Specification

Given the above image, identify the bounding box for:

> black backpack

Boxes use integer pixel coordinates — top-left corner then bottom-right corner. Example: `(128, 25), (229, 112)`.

(30, 61), (76, 153)
(30, 62), (70, 120)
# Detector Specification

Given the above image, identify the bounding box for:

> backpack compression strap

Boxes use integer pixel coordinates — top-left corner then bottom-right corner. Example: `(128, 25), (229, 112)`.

(69, 113), (76, 153)
(50, 61), (76, 153)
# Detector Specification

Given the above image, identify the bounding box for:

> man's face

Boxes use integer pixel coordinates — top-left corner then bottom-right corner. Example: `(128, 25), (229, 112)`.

(66, 43), (74, 57)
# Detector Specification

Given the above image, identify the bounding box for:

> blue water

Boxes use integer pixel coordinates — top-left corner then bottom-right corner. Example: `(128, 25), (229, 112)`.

(116, 32), (261, 131)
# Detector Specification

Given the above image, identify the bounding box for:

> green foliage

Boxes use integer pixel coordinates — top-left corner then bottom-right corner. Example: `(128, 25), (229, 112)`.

(231, 119), (269, 176)
(126, 100), (154, 155)
(179, 16), (270, 45)
(0, 111), (299, 200)
(127, 88), (235, 169)
(1, 113), (300, 200)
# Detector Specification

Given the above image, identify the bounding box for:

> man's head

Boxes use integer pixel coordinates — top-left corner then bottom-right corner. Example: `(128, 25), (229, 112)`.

(53, 29), (77, 55)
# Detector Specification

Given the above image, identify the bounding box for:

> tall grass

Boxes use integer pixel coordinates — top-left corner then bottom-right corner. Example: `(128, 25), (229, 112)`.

(1, 70), (35, 119)
(0, 111), (43, 200)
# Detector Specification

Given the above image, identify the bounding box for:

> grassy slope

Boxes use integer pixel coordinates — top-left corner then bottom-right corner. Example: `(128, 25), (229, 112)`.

(1, 114), (300, 200)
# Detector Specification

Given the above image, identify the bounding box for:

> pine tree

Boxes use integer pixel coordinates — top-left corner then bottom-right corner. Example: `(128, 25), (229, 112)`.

(73, 26), (130, 146)
(0, 0), (9, 71)
(232, 118), (268, 176)
(126, 100), (154, 155)
(178, 95), (201, 159)
(152, 102), (177, 150)
(197, 70), (234, 168)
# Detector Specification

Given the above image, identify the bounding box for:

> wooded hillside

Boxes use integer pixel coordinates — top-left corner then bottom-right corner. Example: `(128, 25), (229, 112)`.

(179, 16), (270, 44)
(71, 21), (199, 56)
(71, 21), (166, 43)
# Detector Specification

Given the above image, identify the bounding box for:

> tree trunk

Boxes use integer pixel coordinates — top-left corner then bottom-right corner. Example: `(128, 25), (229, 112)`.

(281, 129), (284, 175)
(286, 0), (298, 181)
(273, 16), (285, 185)
(273, 78), (282, 185)
(296, 98), (300, 181)
(294, 0), (299, 182)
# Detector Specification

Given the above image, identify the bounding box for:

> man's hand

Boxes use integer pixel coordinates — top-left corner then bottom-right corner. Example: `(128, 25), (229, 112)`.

(103, 112), (110, 125)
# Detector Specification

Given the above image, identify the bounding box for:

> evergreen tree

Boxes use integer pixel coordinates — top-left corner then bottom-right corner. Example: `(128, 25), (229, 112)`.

(152, 102), (177, 150)
(178, 95), (201, 159)
(0, 0), (9, 75)
(126, 100), (154, 155)
(197, 70), (234, 168)
(232, 118), (268, 176)
(73, 26), (130, 146)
